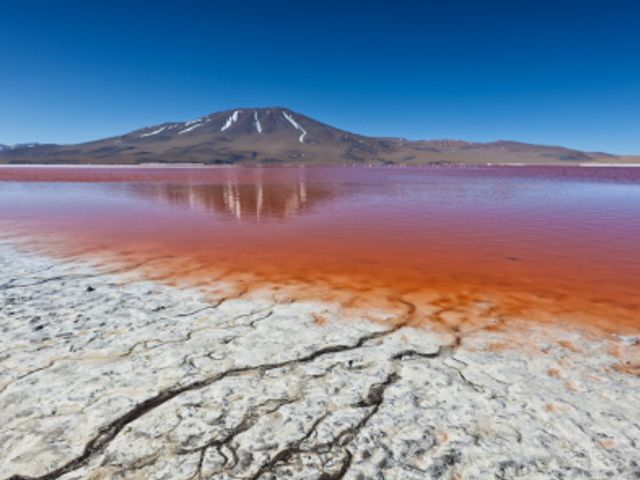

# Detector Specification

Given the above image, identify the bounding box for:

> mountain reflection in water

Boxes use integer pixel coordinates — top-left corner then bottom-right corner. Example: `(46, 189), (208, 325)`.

(125, 177), (333, 222)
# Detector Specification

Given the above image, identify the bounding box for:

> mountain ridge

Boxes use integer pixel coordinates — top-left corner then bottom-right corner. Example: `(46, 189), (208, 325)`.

(0, 107), (633, 165)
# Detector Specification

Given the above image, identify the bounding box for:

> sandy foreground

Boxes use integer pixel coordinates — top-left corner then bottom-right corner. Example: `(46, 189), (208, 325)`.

(0, 242), (639, 480)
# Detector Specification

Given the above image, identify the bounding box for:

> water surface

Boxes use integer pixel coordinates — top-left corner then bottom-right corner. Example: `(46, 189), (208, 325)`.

(1, 165), (639, 333)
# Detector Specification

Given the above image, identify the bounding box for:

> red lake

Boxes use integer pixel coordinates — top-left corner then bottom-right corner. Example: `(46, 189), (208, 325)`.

(1, 165), (639, 335)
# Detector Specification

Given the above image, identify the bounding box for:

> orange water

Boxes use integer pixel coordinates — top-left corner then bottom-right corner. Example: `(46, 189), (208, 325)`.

(1, 165), (639, 335)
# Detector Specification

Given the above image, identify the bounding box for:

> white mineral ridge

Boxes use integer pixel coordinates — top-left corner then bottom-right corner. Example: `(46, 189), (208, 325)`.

(0, 242), (638, 479)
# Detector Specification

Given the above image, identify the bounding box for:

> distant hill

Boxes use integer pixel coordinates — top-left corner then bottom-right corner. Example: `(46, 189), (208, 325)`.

(0, 107), (630, 165)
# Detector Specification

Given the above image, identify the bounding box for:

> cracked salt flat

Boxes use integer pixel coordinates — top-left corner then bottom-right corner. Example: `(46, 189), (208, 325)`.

(0, 243), (639, 479)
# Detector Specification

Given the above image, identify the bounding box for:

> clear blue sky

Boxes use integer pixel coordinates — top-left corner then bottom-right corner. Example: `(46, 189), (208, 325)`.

(1, 0), (639, 153)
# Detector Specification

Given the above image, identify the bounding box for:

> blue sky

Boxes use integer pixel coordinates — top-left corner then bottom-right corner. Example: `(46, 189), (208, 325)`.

(1, 0), (639, 153)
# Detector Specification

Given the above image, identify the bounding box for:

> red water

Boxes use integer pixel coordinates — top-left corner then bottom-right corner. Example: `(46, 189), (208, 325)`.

(1, 165), (639, 335)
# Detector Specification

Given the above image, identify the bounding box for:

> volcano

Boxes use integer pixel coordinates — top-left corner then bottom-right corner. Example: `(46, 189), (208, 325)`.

(0, 107), (625, 165)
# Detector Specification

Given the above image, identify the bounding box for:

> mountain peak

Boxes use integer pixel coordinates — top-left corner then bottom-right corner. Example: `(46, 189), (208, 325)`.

(132, 107), (315, 144)
(0, 108), (624, 166)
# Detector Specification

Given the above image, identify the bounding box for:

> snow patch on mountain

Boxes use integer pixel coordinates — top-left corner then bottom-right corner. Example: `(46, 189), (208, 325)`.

(178, 123), (204, 135)
(221, 110), (241, 132)
(253, 111), (262, 134)
(140, 126), (167, 138)
(2, 143), (40, 150)
(283, 111), (307, 143)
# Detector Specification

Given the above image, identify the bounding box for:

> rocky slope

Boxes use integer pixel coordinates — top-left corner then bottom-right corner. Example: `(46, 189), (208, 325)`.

(1, 243), (639, 479)
(0, 108), (624, 165)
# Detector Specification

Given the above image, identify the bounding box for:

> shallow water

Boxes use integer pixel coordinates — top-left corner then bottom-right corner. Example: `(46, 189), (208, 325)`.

(1, 165), (639, 333)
